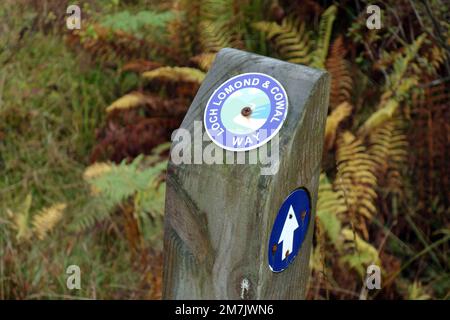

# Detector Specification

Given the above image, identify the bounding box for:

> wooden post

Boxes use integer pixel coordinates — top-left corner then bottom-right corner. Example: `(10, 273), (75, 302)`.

(163, 48), (329, 299)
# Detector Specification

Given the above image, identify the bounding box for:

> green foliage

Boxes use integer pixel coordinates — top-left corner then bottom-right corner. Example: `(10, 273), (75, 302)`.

(316, 173), (382, 279)
(253, 17), (312, 65)
(340, 229), (381, 278)
(253, 5), (338, 68)
(142, 66), (206, 83)
(73, 152), (167, 232)
(358, 34), (425, 136)
(199, 0), (244, 53)
(311, 5), (337, 69)
(316, 174), (344, 245)
(100, 10), (174, 36)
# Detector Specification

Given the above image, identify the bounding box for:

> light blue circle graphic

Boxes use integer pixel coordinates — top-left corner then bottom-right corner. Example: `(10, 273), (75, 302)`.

(204, 72), (289, 152)
(220, 88), (271, 135)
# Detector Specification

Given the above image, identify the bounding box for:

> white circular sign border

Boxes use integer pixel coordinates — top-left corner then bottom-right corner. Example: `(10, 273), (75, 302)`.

(203, 72), (289, 152)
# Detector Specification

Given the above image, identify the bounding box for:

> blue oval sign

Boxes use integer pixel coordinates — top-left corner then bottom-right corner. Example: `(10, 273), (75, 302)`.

(268, 188), (311, 272)
(204, 72), (288, 151)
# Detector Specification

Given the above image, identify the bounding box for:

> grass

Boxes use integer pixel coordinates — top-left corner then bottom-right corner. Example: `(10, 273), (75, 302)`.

(0, 4), (152, 299)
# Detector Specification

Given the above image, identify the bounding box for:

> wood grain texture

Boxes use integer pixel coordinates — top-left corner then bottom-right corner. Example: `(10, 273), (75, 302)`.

(163, 48), (330, 299)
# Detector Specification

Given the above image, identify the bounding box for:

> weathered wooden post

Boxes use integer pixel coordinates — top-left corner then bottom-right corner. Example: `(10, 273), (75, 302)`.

(163, 48), (329, 299)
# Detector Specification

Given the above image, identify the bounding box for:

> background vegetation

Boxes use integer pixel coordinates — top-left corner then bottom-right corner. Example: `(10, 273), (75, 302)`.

(0, 0), (448, 299)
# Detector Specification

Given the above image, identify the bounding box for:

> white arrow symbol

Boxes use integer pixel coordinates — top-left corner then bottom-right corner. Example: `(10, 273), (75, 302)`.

(278, 205), (299, 260)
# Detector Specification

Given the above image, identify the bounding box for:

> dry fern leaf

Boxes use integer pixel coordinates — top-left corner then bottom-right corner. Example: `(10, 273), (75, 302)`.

(324, 102), (353, 151)
(325, 36), (353, 109)
(84, 162), (113, 195)
(105, 92), (190, 115)
(410, 83), (450, 214)
(142, 66), (206, 84)
(335, 131), (378, 238)
(83, 162), (113, 180)
(121, 60), (162, 73)
(32, 203), (66, 240)
(9, 193), (33, 241)
(369, 115), (408, 193)
(253, 16), (313, 65)
(191, 52), (216, 71)
(106, 92), (150, 113)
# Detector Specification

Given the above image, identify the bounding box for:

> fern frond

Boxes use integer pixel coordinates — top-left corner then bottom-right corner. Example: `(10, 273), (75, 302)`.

(142, 67), (206, 84)
(387, 34), (426, 93)
(167, 0), (203, 60)
(75, 153), (168, 232)
(199, 21), (230, 52)
(407, 281), (432, 300)
(358, 34), (426, 137)
(86, 156), (165, 204)
(121, 60), (162, 73)
(335, 131), (378, 238)
(340, 228), (381, 278)
(311, 5), (337, 69)
(316, 174), (346, 244)
(9, 193), (33, 241)
(325, 36), (353, 108)
(199, 0), (244, 52)
(106, 92), (150, 113)
(106, 92), (189, 119)
(32, 203), (66, 240)
(427, 45), (447, 72)
(410, 82), (450, 214)
(358, 99), (399, 137)
(191, 52), (216, 71)
(253, 16), (313, 65)
(324, 102), (353, 151)
(369, 115), (408, 194)
(70, 197), (116, 232)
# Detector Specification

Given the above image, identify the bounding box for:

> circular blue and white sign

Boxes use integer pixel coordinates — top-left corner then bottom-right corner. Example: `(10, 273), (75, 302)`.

(268, 188), (311, 273)
(204, 72), (288, 151)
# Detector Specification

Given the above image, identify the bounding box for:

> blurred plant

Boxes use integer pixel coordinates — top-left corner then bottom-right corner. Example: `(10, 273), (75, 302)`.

(6, 194), (66, 242)
(75, 149), (168, 236)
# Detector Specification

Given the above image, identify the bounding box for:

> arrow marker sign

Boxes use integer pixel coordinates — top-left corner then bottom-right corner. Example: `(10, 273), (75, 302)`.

(268, 188), (311, 272)
(278, 205), (299, 260)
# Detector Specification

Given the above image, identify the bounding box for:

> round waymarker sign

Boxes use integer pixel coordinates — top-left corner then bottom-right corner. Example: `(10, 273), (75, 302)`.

(268, 188), (311, 273)
(204, 72), (288, 151)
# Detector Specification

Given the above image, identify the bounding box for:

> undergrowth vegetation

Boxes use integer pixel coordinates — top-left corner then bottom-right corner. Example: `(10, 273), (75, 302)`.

(1, 0), (448, 299)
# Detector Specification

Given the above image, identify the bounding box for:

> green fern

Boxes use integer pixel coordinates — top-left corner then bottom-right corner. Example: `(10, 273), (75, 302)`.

(358, 34), (426, 136)
(316, 173), (345, 245)
(340, 228), (381, 278)
(253, 16), (313, 65)
(72, 152), (167, 232)
(199, 0), (243, 52)
(315, 173), (381, 279)
(253, 5), (337, 68)
(87, 157), (165, 204)
(311, 5), (337, 69)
